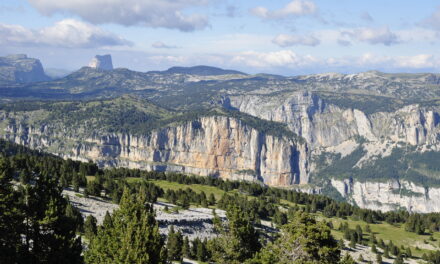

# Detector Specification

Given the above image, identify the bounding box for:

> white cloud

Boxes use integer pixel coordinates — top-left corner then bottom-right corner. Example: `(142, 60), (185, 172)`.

(27, 0), (210, 32)
(232, 50), (318, 68)
(228, 50), (439, 72)
(420, 7), (440, 31)
(272, 34), (320, 47)
(250, 0), (316, 20)
(0, 19), (131, 48)
(152, 41), (178, 49)
(341, 26), (399, 46)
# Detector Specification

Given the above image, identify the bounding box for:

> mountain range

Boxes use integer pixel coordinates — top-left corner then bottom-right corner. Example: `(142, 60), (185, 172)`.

(2, 54), (440, 213)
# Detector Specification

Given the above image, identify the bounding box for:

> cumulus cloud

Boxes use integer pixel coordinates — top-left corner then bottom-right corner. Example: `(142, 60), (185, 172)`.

(232, 50), (318, 68)
(420, 7), (440, 31)
(0, 19), (131, 48)
(340, 26), (399, 46)
(250, 0), (316, 20)
(228, 49), (439, 72)
(272, 34), (320, 47)
(27, 0), (210, 32)
(152, 41), (178, 49)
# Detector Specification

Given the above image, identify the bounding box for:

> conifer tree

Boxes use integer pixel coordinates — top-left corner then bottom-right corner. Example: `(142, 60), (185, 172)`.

(0, 158), (24, 263)
(208, 193), (216, 205)
(23, 174), (83, 263)
(167, 226), (183, 261)
(376, 253), (382, 264)
(182, 236), (191, 259)
(84, 215), (98, 240)
(85, 187), (165, 264)
(251, 211), (341, 264)
(209, 205), (261, 263)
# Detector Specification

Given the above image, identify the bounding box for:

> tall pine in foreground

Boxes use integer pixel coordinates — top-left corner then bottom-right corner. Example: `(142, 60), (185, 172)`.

(85, 187), (166, 264)
(209, 205), (261, 264)
(0, 157), (83, 264)
(250, 211), (341, 264)
(0, 158), (24, 263)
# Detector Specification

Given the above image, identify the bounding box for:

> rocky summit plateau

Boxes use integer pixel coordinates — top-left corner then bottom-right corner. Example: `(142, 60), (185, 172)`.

(88, 54), (113, 71)
(2, 54), (440, 213)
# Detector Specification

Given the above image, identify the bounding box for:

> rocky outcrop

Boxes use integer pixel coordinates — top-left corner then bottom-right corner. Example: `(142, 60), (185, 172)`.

(224, 92), (440, 149)
(0, 54), (50, 84)
(88, 54), (113, 70)
(1, 115), (309, 186)
(331, 179), (440, 213)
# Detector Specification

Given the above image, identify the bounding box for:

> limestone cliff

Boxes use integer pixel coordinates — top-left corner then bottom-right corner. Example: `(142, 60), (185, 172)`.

(224, 92), (440, 148)
(88, 55), (113, 71)
(0, 54), (50, 84)
(331, 179), (440, 213)
(0, 115), (309, 186)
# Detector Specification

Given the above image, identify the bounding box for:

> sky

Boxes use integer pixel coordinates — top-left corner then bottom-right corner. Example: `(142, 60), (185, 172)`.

(0, 0), (440, 75)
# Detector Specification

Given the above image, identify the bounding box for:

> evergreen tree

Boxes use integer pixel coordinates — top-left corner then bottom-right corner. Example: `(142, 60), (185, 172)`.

(197, 238), (208, 261)
(182, 236), (191, 259)
(65, 202), (84, 233)
(209, 205), (261, 263)
(72, 173), (80, 192)
(167, 226), (183, 261)
(19, 169), (31, 184)
(208, 193), (216, 205)
(85, 187), (165, 264)
(405, 247), (412, 258)
(384, 247), (390, 258)
(23, 175), (83, 263)
(84, 215), (98, 240)
(340, 254), (356, 264)
(371, 244), (377, 253)
(393, 254), (404, 264)
(376, 253), (383, 264)
(251, 212), (341, 264)
(0, 158), (24, 264)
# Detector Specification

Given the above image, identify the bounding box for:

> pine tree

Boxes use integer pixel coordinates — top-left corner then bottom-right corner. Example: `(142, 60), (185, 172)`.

(349, 236), (356, 248)
(208, 193), (216, 205)
(393, 255), (404, 264)
(251, 211), (341, 264)
(167, 226), (183, 261)
(209, 205), (261, 263)
(85, 187), (165, 264)
(84, 215), (98, 240)
(376, 253), (383, 264)
(384, 247), (390, 258)
(0, 158), (24, 263)
(19, 169), (31, 184)
(405, 247), (412, 258)
(72, 173), (80, 192)
(23, 174), (83, 263)
(197, 238), (208, 262)
(371, 244), (377, 253)
(182, 236), (191, 259)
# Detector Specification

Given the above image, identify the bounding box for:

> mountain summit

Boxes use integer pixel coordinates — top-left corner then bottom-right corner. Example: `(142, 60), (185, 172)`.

(88, 54), (113, 70)
(0, 54), (50, 84)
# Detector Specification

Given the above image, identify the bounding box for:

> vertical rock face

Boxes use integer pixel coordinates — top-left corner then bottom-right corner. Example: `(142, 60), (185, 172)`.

(88, 54), (113, 70)
(225, 92), (440, 149)
(1, 115), (309, 186)
(0, 54), (50, 84)
(331, 179), (440, 213)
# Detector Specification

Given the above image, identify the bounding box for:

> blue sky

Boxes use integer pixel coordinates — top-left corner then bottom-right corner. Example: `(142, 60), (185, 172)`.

(0, 0), (439, 75)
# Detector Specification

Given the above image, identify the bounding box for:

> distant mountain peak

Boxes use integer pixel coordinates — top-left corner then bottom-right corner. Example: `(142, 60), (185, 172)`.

(88, 54), (113, 71)
(0, 54), (50, 84)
